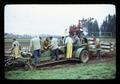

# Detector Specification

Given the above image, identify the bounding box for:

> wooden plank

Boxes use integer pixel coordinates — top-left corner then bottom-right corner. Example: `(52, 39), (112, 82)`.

(100, 42), (114, 46)
(36, 59), (68, 67)
(100, 46), (111, 49)
(100, 50), (110, 52)
(68, 58), (80, 62)
(35, 58), (80, 68)
(100, 44), (111, 46)
(100, 41), (114, 53)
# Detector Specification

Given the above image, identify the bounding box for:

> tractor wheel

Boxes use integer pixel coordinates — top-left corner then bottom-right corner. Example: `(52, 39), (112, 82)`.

(80, 49), (89, 63)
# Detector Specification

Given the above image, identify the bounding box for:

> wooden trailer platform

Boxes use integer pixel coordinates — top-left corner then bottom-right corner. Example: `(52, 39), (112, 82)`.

(35, 58), (81, 68)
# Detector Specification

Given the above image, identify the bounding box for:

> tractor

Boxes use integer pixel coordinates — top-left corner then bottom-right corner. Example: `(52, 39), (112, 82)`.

(58, 19), (114, 63)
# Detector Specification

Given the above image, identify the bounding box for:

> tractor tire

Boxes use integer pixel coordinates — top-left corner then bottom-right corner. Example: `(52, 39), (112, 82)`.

(79, 49), (89, 63)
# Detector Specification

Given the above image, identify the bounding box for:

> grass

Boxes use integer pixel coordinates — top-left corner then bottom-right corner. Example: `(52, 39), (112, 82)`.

(5, 59), (116, 79)
(5, 38), (31, 43)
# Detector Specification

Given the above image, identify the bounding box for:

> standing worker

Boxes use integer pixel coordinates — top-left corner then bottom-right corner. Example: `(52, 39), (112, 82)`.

(39, 36), (42, 46)
(29, 36), (41, 65)
(96, 38), (101, 59)
(49, 36), (59, 61)
(65, 35), (73, 58)
(9, 38), (22, 58)
(73, 32), (81, 52)
(59, 36), (65, 46)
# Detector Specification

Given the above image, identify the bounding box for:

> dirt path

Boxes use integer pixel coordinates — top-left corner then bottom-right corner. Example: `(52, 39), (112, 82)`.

(88, 56), (116, 64)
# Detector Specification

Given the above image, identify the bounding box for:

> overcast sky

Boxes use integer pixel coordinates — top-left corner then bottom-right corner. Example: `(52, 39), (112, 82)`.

(5, 4), (115, 36)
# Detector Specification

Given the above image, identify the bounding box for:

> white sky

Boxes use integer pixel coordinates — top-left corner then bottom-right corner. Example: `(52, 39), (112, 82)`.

(5, 4), (116, 36)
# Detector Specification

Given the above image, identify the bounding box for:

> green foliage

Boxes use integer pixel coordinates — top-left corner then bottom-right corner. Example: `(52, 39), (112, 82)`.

(87, 20), (99, 37)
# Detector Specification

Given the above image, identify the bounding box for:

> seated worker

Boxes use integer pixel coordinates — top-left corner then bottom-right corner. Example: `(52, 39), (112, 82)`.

(9, 38), (22, 58)
(65, 35), (73, 59)
(82, 36), (88, 49)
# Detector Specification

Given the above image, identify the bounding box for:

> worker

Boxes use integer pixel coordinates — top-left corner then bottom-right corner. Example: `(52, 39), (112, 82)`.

(60, 36), (65, 46)
(82, 35), (88, 49)
(65, 35), (73, 58)
(83, 37), (88, 44)
(39, 36), (42, 46)
(80, 35), (84, 44)
(96, 38), (101, 59)
(43, 37), (50, 50)
(9, 38), (22, 58)
(49, 36), (59, 61)
(96, 38), (100, 48)
(29, 36), (41, 65)
(73, 32), (81, 52)
(92, 34), (96, 44)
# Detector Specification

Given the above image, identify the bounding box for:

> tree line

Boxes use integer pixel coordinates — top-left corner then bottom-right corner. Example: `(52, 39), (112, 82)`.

(100, 14), (116, 38)
(80, 14), (116, 38)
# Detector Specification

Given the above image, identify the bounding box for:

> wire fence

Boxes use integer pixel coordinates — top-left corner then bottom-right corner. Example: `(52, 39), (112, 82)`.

(88, 32), (115, 38)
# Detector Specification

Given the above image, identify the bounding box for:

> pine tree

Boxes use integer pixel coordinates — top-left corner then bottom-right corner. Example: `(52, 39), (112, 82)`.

(100, 14), (116, 37)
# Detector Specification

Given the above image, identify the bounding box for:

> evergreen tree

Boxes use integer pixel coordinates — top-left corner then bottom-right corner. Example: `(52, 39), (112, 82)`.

(93, 20), (99, 36)
(100, 14), (116, 37)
